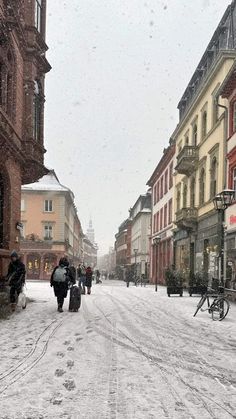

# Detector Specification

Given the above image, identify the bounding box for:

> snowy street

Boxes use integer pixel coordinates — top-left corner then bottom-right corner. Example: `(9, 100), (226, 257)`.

(0, 281), (236, 419)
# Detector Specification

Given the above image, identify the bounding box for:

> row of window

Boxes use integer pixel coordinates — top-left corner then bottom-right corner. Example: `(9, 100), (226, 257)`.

(153, 199), (172, 233)
(21, 222), (53, 240)
(176, 158), (218, 210)
(177, 88), (219, 152)
(21, 199), (53, 212)
(153, 162), (173, 205)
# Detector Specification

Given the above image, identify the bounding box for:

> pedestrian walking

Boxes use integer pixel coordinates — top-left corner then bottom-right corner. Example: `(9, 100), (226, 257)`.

(85, 266), (93, 294)
(7, 251), (26, 312)
(95, 269), (101, 284)
(78, 264), (86, 294)
(50, 257), (75, 312)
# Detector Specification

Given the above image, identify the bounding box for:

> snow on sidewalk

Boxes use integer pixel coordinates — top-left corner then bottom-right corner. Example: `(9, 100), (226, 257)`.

(0, 280), (235, 419)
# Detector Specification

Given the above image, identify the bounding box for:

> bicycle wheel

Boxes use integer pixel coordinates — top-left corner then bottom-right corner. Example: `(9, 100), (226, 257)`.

(211, 298), (230, 321)
(193, 295), (206, 317)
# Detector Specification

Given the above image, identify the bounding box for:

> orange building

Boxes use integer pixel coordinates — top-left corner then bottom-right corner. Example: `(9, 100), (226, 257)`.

(20, 171), (84, 280)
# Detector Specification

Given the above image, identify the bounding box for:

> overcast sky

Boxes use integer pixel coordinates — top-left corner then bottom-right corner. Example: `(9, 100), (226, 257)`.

(44, 0), (230, 255)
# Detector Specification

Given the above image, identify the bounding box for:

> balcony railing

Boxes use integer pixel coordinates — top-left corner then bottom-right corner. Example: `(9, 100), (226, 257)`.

(175, 145), (199, 176)
(175, 207), (198, 230)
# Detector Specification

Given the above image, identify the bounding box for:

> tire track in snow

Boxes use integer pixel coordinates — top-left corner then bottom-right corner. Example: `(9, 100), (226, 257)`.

(0, 317), (65, 396)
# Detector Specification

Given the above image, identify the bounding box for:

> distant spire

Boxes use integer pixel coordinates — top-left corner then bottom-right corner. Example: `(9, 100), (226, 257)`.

(87, 218), (95, 244)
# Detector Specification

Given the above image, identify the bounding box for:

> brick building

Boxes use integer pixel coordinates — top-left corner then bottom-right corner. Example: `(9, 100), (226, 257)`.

(0, 1), (51, 275)
(147, 142), (175, 284)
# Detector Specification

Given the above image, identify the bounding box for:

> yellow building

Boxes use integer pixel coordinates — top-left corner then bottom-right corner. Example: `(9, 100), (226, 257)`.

(20, 171), (84, 280)
(173, 3), (236, 282)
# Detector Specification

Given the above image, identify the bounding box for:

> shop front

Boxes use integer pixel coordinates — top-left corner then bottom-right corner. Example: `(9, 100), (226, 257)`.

(225, 203), (236, 289)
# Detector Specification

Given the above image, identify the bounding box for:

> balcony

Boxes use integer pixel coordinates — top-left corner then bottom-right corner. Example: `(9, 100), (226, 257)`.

(175, 207), (198, 230)
(175, 145), (199, 176)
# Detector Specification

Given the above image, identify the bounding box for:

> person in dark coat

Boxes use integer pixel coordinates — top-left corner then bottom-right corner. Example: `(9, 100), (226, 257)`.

(50, 257), (75, 312)
(7, 251), (26, 311)
(85, 266), (93, 295)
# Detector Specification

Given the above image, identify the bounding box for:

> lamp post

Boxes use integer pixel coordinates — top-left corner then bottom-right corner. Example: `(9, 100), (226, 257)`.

(213, 189), (234, 287)
(134, 248), (138, 285)
(153, 236), (161, 292)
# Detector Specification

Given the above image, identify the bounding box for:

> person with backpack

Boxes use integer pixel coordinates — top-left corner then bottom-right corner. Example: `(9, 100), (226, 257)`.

(85, 266), (93, 295)
(50, 257), (75, 312)
(7, 251), (26, 312)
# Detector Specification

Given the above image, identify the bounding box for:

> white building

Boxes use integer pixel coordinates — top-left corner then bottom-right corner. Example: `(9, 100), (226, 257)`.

(130, 192), (151, 278)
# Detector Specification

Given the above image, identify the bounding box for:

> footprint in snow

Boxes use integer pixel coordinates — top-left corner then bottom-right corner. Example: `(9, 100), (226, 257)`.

(55, 369), (66, 377)
(67, 360), (74, 369)
(56, 352), (65, 358)
(63, 379), (76, 391)
(63, 340), (71, 345)
(76, 337), (83, 342)
(67, 347), (74, 351)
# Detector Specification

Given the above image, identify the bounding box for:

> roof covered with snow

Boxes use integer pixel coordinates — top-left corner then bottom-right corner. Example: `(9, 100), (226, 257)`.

(22, 170), (73, 197)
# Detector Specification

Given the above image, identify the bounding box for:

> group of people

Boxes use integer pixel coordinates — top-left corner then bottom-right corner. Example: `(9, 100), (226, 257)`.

(5, 251), (95, 313)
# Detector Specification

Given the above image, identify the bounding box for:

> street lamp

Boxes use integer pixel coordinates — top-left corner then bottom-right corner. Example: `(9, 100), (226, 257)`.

(213, 189), (234, 286)
(134, 249), (138, 285)
(153, 236), (161, 292)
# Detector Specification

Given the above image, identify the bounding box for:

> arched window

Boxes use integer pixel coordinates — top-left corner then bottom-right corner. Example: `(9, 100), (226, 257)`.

(199, 168), (205, 205)
(0, 42), (14, 118)
(193, 124), (197, 146)
(33, 80), (42, 141)
(190, 177), (195, 207)
(183, 184), (187, 208)
(176, 190), (181, 211)
(202, 111), (207, 138)
(210, 157), (217, 198)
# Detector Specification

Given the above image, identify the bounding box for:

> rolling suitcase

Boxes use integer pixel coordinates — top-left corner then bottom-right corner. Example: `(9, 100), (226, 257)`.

(69, 285), (81, 312)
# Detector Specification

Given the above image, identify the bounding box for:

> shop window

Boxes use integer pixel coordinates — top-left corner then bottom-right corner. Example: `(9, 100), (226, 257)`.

(190, 177), (195, 207)
(183, 184), (187, 208)
(210, 157), (217, 198)
(199, 168), (205, 205)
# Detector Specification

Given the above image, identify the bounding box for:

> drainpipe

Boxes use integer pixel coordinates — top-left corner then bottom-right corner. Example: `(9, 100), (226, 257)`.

(217, 100), (228, 286)
(216, 100), (228, 189)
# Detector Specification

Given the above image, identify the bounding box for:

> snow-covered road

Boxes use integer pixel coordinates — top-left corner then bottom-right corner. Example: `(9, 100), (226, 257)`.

(0, 281), (236, 419)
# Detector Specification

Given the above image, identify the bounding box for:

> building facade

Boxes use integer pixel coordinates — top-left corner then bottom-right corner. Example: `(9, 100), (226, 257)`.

(147, 142), (175, 284)
(115, 218), (131, 280)
(130, 192), (151, 279)
(174, 3), (236, 283)
(20, 171), (83, 280)
(0, 0), (51, 275)
(83, 236), (98, 268)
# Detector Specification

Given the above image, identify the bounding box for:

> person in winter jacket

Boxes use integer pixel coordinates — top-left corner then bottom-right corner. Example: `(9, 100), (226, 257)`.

(7, 251), (26, 311)
(50, 257), (75, 312)
(85, 266), (93, 294)
(78, 263), (86, 294)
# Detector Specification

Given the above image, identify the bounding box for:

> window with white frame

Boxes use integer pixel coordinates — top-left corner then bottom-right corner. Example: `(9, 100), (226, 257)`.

(44, 223), (53, 240)
(44, 199), (53, 212)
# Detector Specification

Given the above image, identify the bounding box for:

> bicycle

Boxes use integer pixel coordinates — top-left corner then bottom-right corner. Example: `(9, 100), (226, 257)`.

(193, 287), (230, 321)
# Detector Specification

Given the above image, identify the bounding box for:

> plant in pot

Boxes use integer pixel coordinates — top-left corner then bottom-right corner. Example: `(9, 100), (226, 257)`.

(165, 267), (183, 297)
(189, 271), (208, 296)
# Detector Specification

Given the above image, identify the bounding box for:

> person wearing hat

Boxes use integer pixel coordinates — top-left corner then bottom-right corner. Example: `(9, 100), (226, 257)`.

(7, 251), (26, 311)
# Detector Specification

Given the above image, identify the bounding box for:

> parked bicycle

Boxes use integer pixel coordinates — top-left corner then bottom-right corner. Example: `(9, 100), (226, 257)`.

(193, 286), (230, 321)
